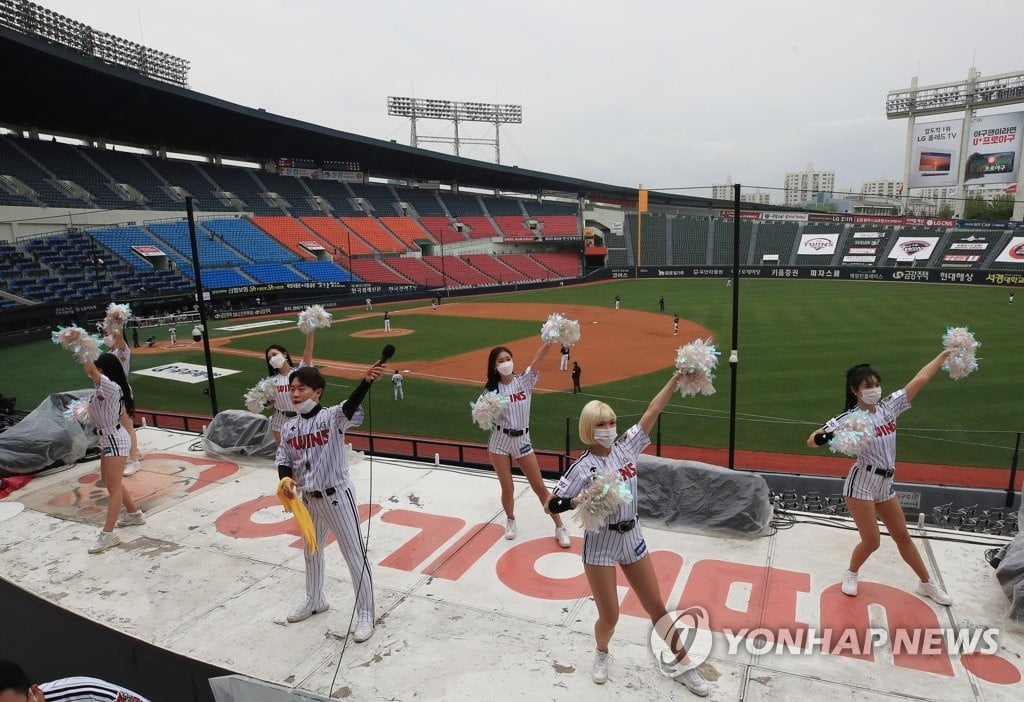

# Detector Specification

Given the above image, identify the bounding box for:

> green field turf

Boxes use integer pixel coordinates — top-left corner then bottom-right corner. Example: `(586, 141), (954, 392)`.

(6, 278), (1020, 471)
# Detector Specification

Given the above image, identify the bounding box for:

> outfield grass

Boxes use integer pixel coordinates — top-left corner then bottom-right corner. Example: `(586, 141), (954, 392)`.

(6, 279), (1020, 470)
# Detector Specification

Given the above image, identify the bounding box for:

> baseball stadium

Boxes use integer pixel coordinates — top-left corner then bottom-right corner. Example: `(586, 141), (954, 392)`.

(1, 3), (1023, 701)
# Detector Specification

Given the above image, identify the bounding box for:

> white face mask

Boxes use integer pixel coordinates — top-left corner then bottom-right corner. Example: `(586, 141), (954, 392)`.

(103, 335), (114, 347)
(269, 354), (287, 370)
(860, 387), (882, 405)
(496, 360), (514, 377)
(295, 397), (319, 414)
(593, 426), (617, 448)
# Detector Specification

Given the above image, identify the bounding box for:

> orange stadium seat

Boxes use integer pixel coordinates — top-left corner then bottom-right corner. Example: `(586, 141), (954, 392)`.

(378, 216), (438, 248)
(340, 217), (409, 253)
(298, 216), (374, 256)
(463, 254), (528, 283)
(249, 216), (329, 260)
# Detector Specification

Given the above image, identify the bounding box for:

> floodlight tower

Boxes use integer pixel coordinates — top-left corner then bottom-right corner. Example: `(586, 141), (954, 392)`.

(387, 97), (523, 164)
(886, 67), (1024, 219)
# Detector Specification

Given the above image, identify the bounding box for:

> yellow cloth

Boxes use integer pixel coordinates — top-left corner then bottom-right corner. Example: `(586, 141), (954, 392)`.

(277, 478), (317, 553)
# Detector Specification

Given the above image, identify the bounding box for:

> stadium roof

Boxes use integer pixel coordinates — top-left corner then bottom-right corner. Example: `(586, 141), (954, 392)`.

(0, 26), (756, 211)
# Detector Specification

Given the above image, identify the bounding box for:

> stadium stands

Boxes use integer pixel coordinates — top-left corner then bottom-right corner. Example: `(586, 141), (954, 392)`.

(201, 269), (253, 289)
(240, 263), (307, 284)
(378, 216), (437, 248)
(439, 194), (484, 217)
(89, 225), (193, 272)
(710, 219), (753, 266)
(418, 216), (465, 244)
(493, 215), (533, 239)
(145, 157), (234, 212)
(497, 254), (560, 280)
(250, 172), (321, 216)
(455, 216), (500, 239)
(531, 252), (580, 278)
(636, 214), (669, 266)
(85, 148), (181, 210)
(299, 216), (374, 256)
(339, 216), (408, 253)
(670, 215), (710, 265)
(463, 254), (529, 283)
(198, 163), (278, 215)
(387, 256), (446, 286)
(422, 255), (494, 286)
(247, 216), (327, 261)
(293, 260), (356, 282)
(348, 183), (401, 216)
(302, 179), (365, 216)
(346, 258), (411, 285)
(8, 137), (125, 209)
(205, 217), (300, 263)
(147, 220), (246, 267)
(391, 187), (447, 216)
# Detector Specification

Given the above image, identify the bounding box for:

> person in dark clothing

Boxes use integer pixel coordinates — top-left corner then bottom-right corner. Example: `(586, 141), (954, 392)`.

(571, 361), (582, 394)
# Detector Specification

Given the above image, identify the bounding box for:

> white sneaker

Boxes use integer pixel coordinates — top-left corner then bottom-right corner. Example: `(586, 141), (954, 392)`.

(591, 650), (609, 684)
(504, 519), (517, 540)
(123, 460), (141, 476)
(353, 614), (374, 642)
(116, 510), (146, 527)
(841, 569), (858, 596)
(555, 526), (571, 548)
(88, 530), (121, 554)
(286, 601), (329, 623)
(674, 665), (710, 697)
(916, 579), (953, 606)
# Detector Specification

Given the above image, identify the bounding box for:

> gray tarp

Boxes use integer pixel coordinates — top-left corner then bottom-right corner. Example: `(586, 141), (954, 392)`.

(0, 390), (97, 476)
(203, 409), (277, 460)
(636, 454), (773, 536)
(995, 504), (1024, 623)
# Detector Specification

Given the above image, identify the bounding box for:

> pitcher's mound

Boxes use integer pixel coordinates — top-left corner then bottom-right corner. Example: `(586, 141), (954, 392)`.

(352, 328), (413, 338)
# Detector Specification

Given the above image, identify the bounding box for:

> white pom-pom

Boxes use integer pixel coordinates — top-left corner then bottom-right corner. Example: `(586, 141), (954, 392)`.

(469, 391), (508, 431)
(674, 338), (720, 397)
(52, 325), (103, 364)
(244, 378), (278, 413)
(828, 409), (875, 457)
(941, 326), (980, 381)
(573, 471), (634, 531)
(64, 398), (93, 424)
(540, 313), (582, 346)
(297, 305), (332, 334)
(103, 303), (132, 334)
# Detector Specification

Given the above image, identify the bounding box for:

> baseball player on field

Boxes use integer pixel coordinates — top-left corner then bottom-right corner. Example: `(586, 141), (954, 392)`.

(484, 342), (571, 548)
(0, 660), (151, 702)
(264, 328), (316, 445)
(104, 325), (142, 476)
(79, 353), (146, 554)
(276, 363), (383, 642)
(546, 371), (709, 695)
(806, 350), (953, 606)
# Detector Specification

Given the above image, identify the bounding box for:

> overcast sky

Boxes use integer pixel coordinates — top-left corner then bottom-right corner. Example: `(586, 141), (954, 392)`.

(38, 0), (1024, 201)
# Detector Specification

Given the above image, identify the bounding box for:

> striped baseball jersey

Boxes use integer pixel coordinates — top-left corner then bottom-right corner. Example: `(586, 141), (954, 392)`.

(111, 343), (131, 375)
(271, 361), (311, 412)
(823, 388), (910, 470)
(492, 365), (539, 432)
(88, 374), (124, 430)
(39, 676), (149, 702)
(553, 423), (649, 530)
(275, 402), (365, 492)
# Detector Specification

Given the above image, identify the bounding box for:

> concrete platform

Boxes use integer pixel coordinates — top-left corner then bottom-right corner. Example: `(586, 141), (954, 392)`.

(2, 426), (1022, 700)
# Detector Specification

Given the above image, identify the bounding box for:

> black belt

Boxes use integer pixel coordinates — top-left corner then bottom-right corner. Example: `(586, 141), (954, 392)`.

(867, 465), (895, 478)
(305, 487), (337, 499)
(95, 426), (120, 436)
(278, 410), (297, 417)
(498, 426), (528, 437)
(608, 519), (636, 533)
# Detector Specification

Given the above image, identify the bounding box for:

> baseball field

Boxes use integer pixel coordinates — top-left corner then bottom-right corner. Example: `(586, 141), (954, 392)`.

(6, 278), (1020, 475)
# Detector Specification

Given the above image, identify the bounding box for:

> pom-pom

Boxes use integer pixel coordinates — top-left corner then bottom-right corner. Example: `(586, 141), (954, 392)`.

(297, 305), (332, 334)
(540, 313), (582, 346)
(103, 303), (132, 334)
(828, 409), (875, 457)
(243, 378), (278, 413)
(573, 471), (634, 531)
(52, 325), (103, 364)
(941, 326), (980, 381)
(64, 398), (93, 424)
(469, 391), (508, 431)
(674, 338), (720, 397)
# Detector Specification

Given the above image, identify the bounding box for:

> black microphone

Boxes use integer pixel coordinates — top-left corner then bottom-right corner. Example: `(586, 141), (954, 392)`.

(377, 344), (396, 366)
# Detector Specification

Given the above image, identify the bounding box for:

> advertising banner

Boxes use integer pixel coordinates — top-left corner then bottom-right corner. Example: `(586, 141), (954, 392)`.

(797, 233), (839, 255)
(909, 119), (963, 188)
(963, 112), (1023, 185)
(889, 236), (939, 260)
(995, 236), (1024, 263)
